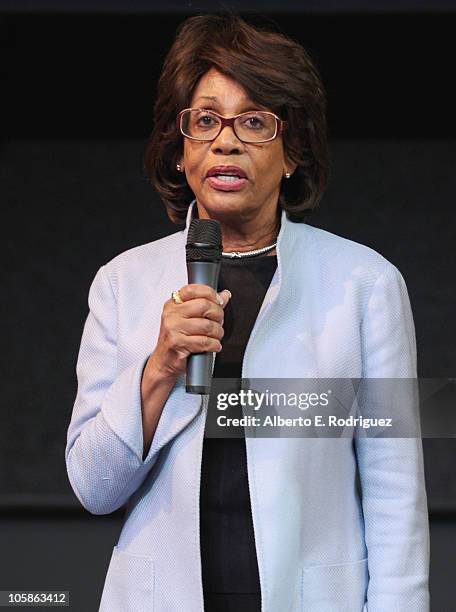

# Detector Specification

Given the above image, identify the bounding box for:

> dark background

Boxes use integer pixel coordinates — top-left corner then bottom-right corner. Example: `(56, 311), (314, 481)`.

(1, 1), (455, 610)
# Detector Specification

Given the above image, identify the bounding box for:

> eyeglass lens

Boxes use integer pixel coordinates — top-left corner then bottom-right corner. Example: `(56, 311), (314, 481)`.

(181, 109), (277, 142)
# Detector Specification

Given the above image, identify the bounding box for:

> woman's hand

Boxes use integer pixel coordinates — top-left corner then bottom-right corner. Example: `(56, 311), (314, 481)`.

(140, 285), (231, 459)
(145, 284), (232, 383)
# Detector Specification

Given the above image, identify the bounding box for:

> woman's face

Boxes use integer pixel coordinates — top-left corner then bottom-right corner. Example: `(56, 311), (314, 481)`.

(180, 68), (294, 224)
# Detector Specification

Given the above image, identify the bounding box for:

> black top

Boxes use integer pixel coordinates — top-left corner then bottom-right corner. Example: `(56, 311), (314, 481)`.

(200, 254), (278, 595)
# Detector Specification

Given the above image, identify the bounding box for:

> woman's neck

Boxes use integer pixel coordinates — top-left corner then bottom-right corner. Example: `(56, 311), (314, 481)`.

(193, 203), (280, 254)
(222, 224), (279, 253)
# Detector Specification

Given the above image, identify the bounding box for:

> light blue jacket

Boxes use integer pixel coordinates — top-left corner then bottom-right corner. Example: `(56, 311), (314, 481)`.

(66, 201), (430, 612)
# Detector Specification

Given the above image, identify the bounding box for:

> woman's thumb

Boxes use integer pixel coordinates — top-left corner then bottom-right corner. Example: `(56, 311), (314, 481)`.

(217, 289), (232, 307)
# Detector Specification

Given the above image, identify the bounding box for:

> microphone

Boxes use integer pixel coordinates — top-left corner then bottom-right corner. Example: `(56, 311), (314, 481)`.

(185, 218), (223, 394)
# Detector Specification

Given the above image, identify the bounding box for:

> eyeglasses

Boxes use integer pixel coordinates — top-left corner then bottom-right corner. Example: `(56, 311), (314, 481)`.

(176, 108), (288, 144)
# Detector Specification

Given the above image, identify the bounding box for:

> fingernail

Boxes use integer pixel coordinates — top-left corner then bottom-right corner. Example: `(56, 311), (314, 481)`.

(217, 290), (231, 305)
(223, 289), (232, 300)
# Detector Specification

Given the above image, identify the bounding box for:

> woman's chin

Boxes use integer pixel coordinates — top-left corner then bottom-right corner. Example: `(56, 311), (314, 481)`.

(197, 191), (248, 218)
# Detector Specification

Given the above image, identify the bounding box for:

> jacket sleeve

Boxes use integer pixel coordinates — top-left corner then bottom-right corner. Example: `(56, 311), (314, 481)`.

(355, 263), (430, 611)
(65, 265), (202, 515)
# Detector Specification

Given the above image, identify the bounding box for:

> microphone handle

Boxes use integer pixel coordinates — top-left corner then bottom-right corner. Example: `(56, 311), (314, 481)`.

(186, 261), (221, 394)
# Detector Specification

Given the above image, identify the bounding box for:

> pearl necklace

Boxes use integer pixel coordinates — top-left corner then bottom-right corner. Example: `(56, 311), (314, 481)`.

(222, 242), (277, 259)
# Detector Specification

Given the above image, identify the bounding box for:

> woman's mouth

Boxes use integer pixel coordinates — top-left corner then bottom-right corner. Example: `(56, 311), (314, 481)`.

(207, 174), (247, 191)
(206, 166), (248, 191)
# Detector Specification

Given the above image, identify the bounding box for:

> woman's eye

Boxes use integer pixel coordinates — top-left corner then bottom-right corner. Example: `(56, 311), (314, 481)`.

(197, 115), (216, 126)
(244, 116), (264, 128)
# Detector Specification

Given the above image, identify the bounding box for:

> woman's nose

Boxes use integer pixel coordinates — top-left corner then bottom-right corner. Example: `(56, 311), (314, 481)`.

(211, 126), (244, 154)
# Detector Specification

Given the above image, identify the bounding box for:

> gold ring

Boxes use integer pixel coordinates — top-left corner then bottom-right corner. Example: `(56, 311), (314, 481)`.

(171, 289), (184, 304)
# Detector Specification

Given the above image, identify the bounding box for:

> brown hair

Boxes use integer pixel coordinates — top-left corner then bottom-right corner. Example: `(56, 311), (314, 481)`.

(145, 14), (329, 223)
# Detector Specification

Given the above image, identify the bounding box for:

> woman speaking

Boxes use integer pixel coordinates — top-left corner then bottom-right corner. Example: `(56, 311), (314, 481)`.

(65, 14), (430, 612)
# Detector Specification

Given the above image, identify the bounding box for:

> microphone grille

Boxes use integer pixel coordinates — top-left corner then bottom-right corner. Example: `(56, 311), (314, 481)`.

(186, 219), (222, 262)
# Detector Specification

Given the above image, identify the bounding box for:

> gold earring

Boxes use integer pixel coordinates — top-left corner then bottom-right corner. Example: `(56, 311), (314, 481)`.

(176, 163), (183, 172)
(284, 172), (291, 179)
